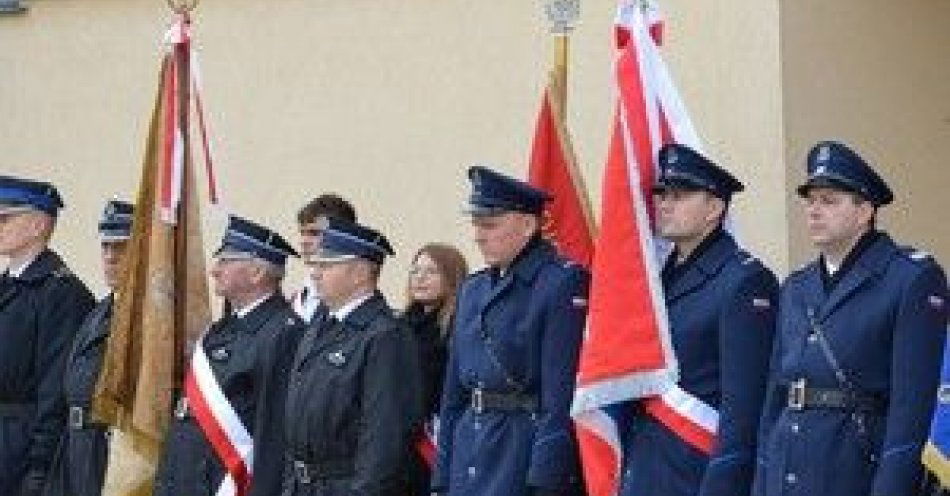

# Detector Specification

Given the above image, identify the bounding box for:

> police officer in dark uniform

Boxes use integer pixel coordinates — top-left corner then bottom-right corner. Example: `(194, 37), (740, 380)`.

(618, 144), (779, 496)
(261, 218), (422, 496)
(432, 166), (589, 496)
(153, 215), (305, 496)
(752, 141), (948, 496)
(43, 199), (134, 496)
(0, 176), (95, 496)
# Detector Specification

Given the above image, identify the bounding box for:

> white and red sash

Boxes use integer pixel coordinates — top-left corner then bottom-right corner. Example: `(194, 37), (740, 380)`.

(414, 417), (438, 469)
(184, 337), (254, 496)
(643, 385), (719, 454)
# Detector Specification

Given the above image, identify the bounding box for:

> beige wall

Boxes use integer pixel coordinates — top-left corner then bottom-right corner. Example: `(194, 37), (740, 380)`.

(1, 0), (944, 303)
(782, 0), (950, 267)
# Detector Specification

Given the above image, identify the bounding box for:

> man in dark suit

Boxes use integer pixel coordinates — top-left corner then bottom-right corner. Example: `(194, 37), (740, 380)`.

(753, 141), (948, 496)
(263, 218), (422, 496)
(153, 215), (305, 496)
(0, 175), (94, 496)
(433, 166), (590, 496)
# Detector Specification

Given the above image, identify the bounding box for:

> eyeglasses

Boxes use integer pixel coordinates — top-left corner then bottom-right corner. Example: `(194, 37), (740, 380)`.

(409, 266), (441, 277)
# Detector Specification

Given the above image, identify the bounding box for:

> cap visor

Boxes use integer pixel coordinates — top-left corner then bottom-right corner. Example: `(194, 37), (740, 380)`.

(652, 179), (708, 194)
(462, 204), (508, 217)
(796, 176), (856, 198)
(306, 252), (360, 264)
(99, 234), (131, 243)
(0, 204), (35, 215)
(214, 248), (256, 261)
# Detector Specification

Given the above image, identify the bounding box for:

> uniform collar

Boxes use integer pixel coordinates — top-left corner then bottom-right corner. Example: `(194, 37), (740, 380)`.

(819, 230), (883, 290)
(664, 228), (734, 279)
(234, 292), (275, 318)
(14, 249), (63, 282)
(498, 235), (557, 284)
(6, 249), (43, 278)
(331, 291), (376, 322)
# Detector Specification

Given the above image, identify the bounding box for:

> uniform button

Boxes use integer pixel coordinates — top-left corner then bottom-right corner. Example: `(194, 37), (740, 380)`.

(807, 333), (818, 343)
(790, 423), (800, 433)
(785, 473), (798, 484)
(467, 466), (477, 477)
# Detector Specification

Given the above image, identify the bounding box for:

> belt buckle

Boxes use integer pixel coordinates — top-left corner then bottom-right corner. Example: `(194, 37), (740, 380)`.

(472, 388), (484, 414)
(293, 460), (312, 484)
(68, 406), (84, 429)
(174, 398), (189, 420)
(788, 379), (807, 411)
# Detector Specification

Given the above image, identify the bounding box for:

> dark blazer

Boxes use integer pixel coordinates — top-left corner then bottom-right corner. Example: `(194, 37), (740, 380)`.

(153, 294), (304, 496)
(273, 292), (423, 496)
(44, 295), (114, 496)
(0, 249), (94, 494)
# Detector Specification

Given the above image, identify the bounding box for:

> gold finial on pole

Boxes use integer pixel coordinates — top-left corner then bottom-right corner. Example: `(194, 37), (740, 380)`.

(166, 0), (198, 15)
(544, 0), (579, 120)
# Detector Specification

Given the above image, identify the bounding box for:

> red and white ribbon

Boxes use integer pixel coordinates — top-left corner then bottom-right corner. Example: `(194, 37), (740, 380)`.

(643, 385), (719, 454)
(159, 14), (220, 225)
(184, 337), (253, 496)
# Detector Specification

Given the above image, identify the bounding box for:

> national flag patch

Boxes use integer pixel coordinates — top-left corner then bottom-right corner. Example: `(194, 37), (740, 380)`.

(930, 295), (945, 310)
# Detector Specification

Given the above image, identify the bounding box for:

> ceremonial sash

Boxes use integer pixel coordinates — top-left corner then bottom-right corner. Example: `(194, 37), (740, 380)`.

(184, 337), (254, 496)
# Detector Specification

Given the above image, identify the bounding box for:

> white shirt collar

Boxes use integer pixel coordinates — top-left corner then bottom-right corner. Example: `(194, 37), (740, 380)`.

(7, 252), (40, 278)
(331, 292), (374, 322)
(234, 293), (273, 319)
(823, 257), (839, 276)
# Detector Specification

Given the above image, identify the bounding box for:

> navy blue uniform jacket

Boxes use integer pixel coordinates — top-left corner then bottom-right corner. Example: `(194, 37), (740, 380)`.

(433, 237), (589, 496)
(619, 230), (777, 496)
(753, 232), (948, 496)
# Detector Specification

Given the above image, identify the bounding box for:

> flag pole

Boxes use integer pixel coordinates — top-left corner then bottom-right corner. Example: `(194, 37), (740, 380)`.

(545, 0), (579, 121)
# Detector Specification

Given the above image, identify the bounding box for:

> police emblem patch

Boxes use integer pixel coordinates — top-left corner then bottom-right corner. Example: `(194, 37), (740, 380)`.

(327, 351), (346, 366)
(816, 144), (831, 164)
(211, 347), (230, 361)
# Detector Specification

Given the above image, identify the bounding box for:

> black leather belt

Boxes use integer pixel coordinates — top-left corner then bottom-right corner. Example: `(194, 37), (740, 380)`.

(291, 459), (354, 484)
(68, 405), (106, 430)
(786, 379), (886, 413)
(0, 402), (32, 416)
(470, 388), (538, 414)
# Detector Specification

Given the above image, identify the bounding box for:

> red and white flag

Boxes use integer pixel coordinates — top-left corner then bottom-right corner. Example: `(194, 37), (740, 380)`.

(571, 2), (715, 496)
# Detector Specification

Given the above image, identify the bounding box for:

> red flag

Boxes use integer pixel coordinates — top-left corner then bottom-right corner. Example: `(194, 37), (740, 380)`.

(571, 2), (711, 495)
(528, 74), (595, 267)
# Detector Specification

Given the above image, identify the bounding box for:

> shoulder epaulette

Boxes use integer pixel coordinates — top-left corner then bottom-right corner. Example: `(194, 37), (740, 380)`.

(900, 246), (934, 263)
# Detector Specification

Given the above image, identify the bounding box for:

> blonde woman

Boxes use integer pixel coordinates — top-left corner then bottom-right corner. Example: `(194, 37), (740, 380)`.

(402, 243), (468, 496)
